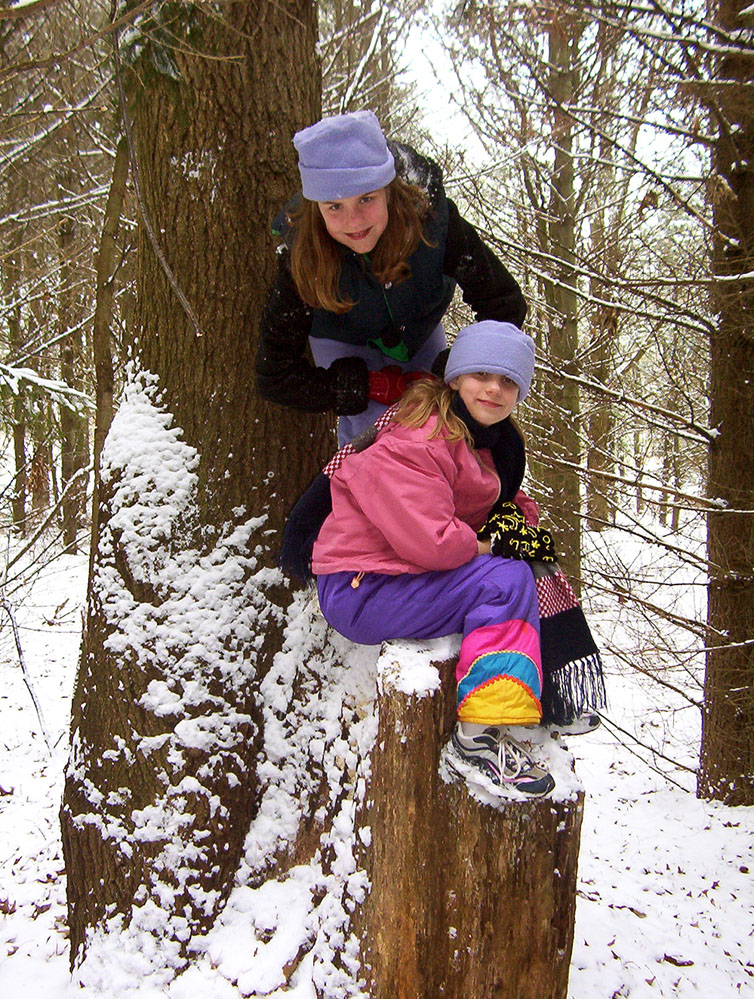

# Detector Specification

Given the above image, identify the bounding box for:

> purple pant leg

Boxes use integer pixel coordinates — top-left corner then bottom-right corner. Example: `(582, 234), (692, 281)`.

(316, 557), (542, 726)
(309, 325), (447, 444)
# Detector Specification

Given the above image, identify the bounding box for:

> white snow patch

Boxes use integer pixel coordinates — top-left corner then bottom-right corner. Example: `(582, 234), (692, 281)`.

(376, 635), (458, 697)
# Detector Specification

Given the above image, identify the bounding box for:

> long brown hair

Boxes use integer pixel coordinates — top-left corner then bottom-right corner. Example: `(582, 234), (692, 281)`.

(393, 379), (473, 444)
(289, 177), (430, 314)
(393, 377), (526, 447)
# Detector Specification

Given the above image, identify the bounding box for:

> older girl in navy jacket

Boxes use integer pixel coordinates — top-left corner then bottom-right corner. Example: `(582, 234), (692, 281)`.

(255, 111), (526, 444)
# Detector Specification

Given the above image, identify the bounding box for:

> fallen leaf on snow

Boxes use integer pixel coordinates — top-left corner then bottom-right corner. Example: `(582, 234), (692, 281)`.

(609, 903), (647, 918)
(663, 953), (694, 967)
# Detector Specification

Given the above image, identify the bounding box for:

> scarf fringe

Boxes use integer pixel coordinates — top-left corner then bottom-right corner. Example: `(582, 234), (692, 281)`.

(540, 652), (606, 726)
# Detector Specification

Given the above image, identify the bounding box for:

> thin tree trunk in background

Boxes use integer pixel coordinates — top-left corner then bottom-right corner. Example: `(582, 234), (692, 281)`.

(4, 249), (27, 534)
(699, 0), (754, 806)
(29, 442), (50, 519)
(540, 14), (583, 590)
(24, 241), (53, 521)
(90, 136), (128, 576)
(58, 181), (89, 552)
(11, 394), (26, 532)
(585, 17), (631, 532)
(586, 30), (652, 534)
(584, 339), (614, 531)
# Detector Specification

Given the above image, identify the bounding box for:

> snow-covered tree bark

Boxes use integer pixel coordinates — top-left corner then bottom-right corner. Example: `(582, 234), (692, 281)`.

(60, 1), (331, 976)
(698, 0), (754, 806)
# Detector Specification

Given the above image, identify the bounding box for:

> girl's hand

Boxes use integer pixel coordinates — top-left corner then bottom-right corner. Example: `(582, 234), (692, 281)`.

(368, 366), (432, 405)
(368, 366), (409, 404)
(480, 504), (557, 563)
(477, 538), (492, 556)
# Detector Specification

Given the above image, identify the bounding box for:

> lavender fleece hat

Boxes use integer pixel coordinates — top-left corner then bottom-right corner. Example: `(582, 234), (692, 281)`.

(444, 321), (536, 400)
(293, 110), (396, 201)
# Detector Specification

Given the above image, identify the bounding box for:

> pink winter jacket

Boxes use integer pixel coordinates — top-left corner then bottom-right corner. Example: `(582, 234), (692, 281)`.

(311, 417), (500, 576)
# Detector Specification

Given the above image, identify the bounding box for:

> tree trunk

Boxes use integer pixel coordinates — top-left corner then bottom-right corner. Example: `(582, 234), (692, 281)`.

(29, 442), (50, 519)
(61, 1), (329, 973)
(89, 136), (128, 578)
(584, 25), (616, 534)
(4, 248), (27, 534)
(58, 191), (89, 552)
(698, 0), (754, 805)
(584, 19), (648, 535)
(539, 14), (584, 591)
(585, 334), (615, 531)
(355, 645), (583, 999)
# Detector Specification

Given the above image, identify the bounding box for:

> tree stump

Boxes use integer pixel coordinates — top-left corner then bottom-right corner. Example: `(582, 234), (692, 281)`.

(353, 638), (584, 999)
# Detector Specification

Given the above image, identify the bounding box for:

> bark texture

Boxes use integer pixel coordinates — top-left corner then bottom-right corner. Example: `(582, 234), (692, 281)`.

(699, 0), (754, 805)
(354, 651), (583, 999)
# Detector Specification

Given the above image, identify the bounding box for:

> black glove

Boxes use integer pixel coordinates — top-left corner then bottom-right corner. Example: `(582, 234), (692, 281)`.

(478, 502), (557, 563)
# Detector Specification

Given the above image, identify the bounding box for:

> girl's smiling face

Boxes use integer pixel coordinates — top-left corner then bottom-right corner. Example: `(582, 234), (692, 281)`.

(317, 188), (389, 253)
(450, 372), (519, 426)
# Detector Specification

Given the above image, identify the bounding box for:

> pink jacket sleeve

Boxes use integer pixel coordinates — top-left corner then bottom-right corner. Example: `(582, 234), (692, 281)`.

(346, 438), (479, 571)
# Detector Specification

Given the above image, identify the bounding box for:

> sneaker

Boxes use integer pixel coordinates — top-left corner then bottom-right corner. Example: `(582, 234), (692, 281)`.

(448, 724), (555, 798)
(543, 712), (601, 737)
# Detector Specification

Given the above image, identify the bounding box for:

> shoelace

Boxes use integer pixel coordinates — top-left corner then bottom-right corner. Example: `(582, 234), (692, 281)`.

(497, 735), (531, 783)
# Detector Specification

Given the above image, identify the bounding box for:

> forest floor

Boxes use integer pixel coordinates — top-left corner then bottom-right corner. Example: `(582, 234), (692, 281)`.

(0, 540), (752, 998)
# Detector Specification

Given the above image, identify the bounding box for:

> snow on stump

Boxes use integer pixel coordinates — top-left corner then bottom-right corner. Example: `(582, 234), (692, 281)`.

(353, 637), (584, 999)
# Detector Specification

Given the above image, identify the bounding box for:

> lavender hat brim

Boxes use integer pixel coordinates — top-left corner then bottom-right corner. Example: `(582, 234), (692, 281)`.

(299, 162), (396, 201)
(444, 321), (536, 401)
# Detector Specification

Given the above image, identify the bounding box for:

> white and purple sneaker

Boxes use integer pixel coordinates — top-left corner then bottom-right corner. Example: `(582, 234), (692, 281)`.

(448, 724), (555, 798)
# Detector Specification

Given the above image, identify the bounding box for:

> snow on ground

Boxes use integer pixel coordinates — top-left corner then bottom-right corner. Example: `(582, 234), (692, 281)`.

(0, 547), (86, 996)
(0, 540), (752, 998)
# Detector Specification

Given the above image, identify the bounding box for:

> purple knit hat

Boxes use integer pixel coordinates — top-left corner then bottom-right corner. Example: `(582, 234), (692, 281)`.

(444, 321), (536, 400)
(293, 111), (396, 201)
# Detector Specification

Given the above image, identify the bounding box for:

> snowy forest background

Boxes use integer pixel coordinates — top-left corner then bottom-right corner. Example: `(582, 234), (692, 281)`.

(0, 1), (752, 997)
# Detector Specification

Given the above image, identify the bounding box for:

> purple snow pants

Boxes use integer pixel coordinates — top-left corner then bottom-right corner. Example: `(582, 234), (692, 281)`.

(309, 325), (447, 444)
(316, 555), (543, 726)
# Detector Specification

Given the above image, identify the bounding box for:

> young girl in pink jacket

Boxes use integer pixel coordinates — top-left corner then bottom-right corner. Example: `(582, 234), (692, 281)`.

(312, 320), (558, 797)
